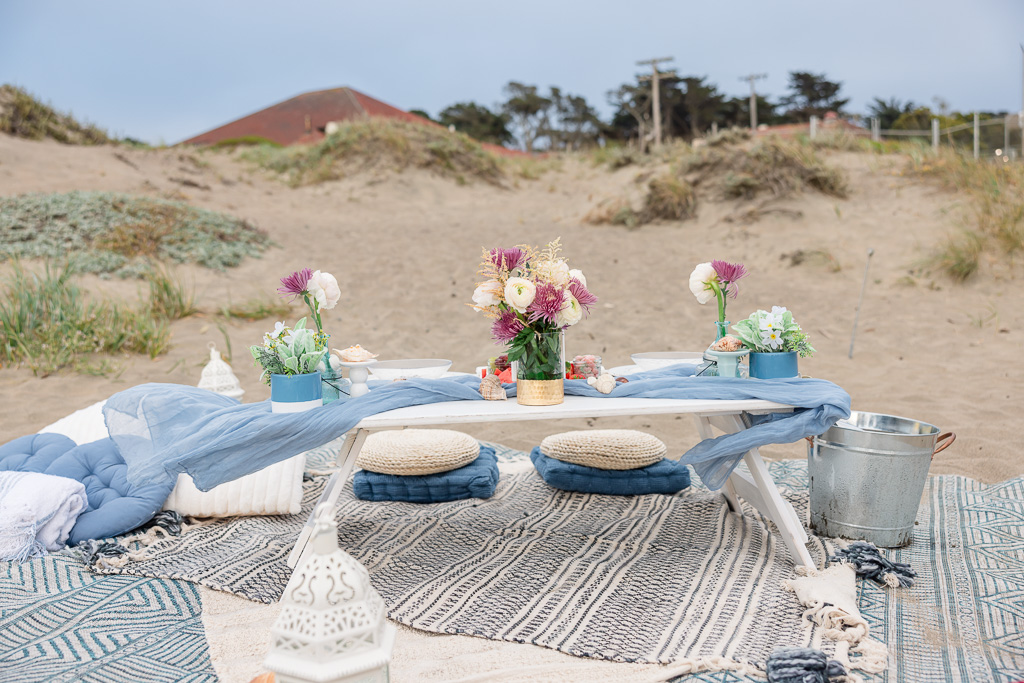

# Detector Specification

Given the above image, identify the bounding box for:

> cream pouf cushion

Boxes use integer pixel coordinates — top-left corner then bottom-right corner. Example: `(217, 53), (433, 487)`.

(357, 429), (480, 476)
(540, 430), (667, 470)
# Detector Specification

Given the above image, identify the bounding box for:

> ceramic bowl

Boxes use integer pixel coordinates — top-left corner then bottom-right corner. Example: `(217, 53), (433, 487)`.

(630, 351), (704, 372)
(368, 359), (453, 381)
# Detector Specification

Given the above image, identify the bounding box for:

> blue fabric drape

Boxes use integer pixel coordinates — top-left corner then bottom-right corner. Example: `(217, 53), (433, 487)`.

(103, 366), (849, 492)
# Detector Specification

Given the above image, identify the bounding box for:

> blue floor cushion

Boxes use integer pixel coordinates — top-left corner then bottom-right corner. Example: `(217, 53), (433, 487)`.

(0, 433), (78, 473)
(530, 447), (691, 496)
(0, 435), (174, 545)
(354, 446), (499, 503)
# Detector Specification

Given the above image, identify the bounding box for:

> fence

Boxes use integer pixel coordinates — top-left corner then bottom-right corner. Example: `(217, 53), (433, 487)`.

(808, 112), (1024, 161)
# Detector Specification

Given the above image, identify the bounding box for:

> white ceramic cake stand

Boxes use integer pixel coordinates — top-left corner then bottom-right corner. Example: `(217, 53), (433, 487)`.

(336, 360), (377, 398)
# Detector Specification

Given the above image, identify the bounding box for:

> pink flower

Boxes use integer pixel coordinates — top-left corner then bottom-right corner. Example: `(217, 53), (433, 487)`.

(489, 247), (525, 271)
(711, 260), (747, 298)
(491, 308), (525, 343)
(568, 278), (597, 312)
(278, 268), (313, 300)
(526, 282), (566, 325)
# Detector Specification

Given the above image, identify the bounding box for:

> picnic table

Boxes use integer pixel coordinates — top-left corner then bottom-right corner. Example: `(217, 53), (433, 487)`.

(287, 393), (814, 570)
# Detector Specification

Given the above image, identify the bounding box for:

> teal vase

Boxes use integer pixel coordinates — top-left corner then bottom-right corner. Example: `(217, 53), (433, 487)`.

(714, 320), (730, 341)
(749, 351), (799, 379)
(270, 372), (322, 412)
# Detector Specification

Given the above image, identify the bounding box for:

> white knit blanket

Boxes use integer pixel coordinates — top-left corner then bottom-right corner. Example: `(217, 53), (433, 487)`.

(0, 471), (88, 561)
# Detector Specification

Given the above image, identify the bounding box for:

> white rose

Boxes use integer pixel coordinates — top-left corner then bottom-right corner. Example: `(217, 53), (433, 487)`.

(558, 294), (583, 327)
(472, 280), (503, 310)
(307, 270), (341, 310)
(504, 277), (536, 313)
(688, 262), (716, 305)
(569, 268), (587, 287)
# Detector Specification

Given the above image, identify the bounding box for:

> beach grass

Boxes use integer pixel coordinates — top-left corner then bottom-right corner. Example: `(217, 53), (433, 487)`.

(642, 174), (697, 221)
(0, 191), (270, 278)
(146, 266), (198, 320)
(219, 297), (294, 322)
(240, 118), (504, 186)
(0, 84), (111, 145)
(0, 262), (171, 376)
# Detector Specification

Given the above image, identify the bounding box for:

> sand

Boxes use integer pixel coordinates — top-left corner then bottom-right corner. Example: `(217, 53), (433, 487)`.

(1, 133), (1021, 680)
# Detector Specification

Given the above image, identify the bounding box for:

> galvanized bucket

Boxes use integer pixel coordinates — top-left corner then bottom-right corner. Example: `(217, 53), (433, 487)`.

(807, 411), (955, 547)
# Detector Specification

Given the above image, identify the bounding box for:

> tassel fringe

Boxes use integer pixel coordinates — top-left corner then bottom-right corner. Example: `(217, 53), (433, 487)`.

(830, 541), (916, 588)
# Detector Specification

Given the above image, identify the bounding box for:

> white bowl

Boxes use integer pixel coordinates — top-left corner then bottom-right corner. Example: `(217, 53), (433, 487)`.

(368, 359), (453, 381)
(630, 352), (705, 372)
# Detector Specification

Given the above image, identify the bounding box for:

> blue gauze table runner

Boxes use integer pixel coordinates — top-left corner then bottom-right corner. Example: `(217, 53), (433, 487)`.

(103, 366), (850, 492)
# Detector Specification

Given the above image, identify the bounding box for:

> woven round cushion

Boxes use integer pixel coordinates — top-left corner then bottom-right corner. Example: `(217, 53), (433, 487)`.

(357, 429), (480, 476)
(540, 430), (667, 470)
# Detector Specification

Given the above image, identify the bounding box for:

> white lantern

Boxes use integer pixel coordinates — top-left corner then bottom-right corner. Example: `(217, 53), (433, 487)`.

(265, 503), (395, 683)
(198, 343), (244, 400)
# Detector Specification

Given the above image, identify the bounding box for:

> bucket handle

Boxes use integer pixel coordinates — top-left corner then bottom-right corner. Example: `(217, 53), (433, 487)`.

(932, 432), (955, 459)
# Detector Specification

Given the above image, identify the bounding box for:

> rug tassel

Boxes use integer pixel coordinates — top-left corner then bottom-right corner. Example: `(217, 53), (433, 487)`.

(655, 655), (763, 680)
(765, 646), (848, 683)
(830, 541), (916, 588)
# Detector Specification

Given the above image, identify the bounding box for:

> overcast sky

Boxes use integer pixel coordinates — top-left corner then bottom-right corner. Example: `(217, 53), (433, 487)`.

(2, 0), (1022, 144)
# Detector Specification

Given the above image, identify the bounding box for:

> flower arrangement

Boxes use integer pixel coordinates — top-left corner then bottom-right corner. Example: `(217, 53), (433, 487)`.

(250, 317), (327, 383)
(732, 306), (816, 356)
(249, 268), (341, 384)
(471, 238), (596, 379)
(688, 260), (748, 324)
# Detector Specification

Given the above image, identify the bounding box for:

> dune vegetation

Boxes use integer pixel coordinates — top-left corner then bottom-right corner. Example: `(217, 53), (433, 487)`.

(0, 84), (111, 145)
(0, 191), (270, 278)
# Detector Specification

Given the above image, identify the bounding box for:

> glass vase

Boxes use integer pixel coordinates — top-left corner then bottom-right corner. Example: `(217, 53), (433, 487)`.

(714, 320), (730, 341)
(516, 329), (564, 406)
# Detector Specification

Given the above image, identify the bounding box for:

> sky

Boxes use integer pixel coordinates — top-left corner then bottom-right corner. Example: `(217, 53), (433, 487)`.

(1, 0), (1022, 144)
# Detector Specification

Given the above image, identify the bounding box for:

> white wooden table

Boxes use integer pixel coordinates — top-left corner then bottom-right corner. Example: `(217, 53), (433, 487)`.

(286, 395), (814, 570)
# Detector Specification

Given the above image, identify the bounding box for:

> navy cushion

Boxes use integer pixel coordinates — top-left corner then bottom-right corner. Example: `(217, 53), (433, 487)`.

(353, 446), (499, 503)
(529, 447), (691, 496)
(0, 435), (174, 545)
(0, 433), (78, 473)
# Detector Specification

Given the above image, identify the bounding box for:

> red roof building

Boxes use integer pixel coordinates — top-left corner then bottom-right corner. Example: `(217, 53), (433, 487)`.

(181, 86), (525, 156)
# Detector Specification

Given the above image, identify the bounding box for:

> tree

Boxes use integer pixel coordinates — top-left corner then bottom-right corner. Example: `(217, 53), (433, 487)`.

(501, 82), (552, 152)
(544, 88), (603, 150)
(437, 102), (513, 145)
(719, 94), (780, 129)
(780, 72), (849, 121)
(678, 76), (725, 138)
(607, 83), (652, 145)
(408, 109), (434, 122)
(867, 97), (916, 129)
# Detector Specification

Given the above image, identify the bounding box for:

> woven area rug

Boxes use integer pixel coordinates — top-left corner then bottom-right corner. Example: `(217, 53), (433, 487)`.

(95, 443), (852, 676)
(0, 553), (216, 682)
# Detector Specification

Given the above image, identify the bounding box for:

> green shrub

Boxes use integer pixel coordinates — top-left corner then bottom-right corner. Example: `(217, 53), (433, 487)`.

(642, 175), (697, 222)
(931, 230), (983, 282)
(0, 262), (170, 375)
(0, 192), (270, 277)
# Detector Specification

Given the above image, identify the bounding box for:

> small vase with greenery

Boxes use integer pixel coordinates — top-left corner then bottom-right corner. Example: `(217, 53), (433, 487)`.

(731, 306), (815, 379)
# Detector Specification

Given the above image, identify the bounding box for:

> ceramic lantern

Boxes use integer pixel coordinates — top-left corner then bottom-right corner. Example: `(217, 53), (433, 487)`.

(264, 503), (395, 683)
(198, 343), (244, 400)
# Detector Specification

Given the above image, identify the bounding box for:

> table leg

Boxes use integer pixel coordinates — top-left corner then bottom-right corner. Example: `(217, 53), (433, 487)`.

(708, 414), (815, 569)
(693, 415), (742, 513)
(286, 428), (370, 569)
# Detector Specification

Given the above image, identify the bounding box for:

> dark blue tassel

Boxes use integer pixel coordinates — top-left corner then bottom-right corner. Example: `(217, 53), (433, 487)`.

(141, 510), (185, 536)
(766, 647), (847, 683)
(830, 541), (916, 587)
(78, 539), (129, 567)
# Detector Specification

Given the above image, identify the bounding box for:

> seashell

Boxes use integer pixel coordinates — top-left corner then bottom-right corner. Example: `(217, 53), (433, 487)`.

(712, 335), (744, 352)
(587, 372), (617, 394)
(479, 374), (507, 400)
(616, 376), (629, 383)
(333, 345), (378, 363)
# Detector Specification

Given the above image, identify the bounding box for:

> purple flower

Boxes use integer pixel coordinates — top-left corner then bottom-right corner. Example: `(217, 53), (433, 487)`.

(491, 308), (525, 344)
(526, 282), (566, 325)
(489, 247), (525, 271)
(568, 278), (597, 312)
(278, 268), (313, 300)
(711, 260), (748, 298)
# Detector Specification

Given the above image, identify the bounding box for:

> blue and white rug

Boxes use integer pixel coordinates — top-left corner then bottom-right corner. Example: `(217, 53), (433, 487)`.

(0, 554), (216, 682)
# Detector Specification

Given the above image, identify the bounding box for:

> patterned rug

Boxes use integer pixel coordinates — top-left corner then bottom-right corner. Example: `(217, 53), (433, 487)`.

(95, 443), (858, 676)
(0, 554), (216, 682)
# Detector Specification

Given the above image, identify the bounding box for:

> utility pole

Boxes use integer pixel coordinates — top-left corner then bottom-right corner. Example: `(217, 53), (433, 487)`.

(637, 57), (675, 147)
(1020, 44), (1023, 160)
(740, 73), (767, 129)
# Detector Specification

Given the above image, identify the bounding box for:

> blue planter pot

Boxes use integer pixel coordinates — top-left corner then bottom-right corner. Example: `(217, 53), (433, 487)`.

(749, 351), (799, 379)
(270, 372), (322, 413)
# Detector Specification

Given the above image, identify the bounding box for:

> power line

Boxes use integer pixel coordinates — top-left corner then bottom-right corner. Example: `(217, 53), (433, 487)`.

(637, 57), (675, 146)
(739, 73), (768, 129)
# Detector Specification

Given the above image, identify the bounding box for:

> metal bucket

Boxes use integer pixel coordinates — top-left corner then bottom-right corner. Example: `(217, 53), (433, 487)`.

(808, 411), (955, 547)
